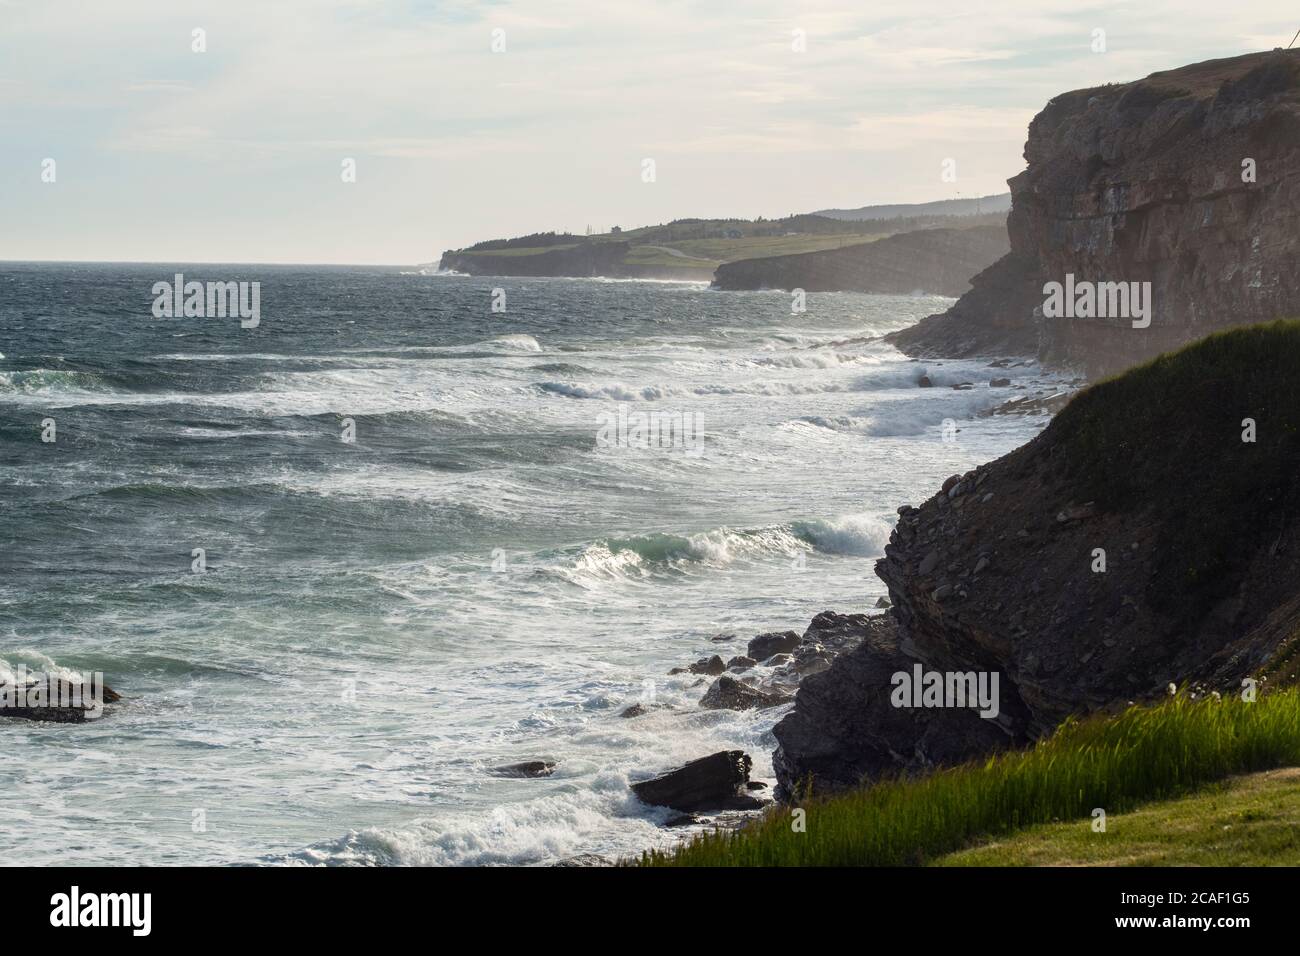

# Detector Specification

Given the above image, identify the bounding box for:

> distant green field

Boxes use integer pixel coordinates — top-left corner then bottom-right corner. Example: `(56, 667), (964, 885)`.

(456, 243), (584, 257)
(460, 233), (879, 270)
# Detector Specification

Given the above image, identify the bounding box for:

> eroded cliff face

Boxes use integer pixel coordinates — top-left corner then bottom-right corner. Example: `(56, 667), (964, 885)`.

(888, 49), (1300, 377)
(773, 322), (1300, 799)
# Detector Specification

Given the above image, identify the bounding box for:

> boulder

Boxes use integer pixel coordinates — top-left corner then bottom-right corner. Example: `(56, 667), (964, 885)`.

(700, 675), (791, 711)
(687, 655), (725, 676)
(631, 751), (764, 812)
(746, 630), (800, 661)
(0, 677), (121, 724)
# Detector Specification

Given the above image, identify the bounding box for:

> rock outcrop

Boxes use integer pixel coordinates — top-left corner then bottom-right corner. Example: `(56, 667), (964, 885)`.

(774, 322), (1300, 798)
(888, 49), (1300, 377)
(0, 677), (120, 723)
(772, 616), (1017, 800)
(631, 751), (765, 812)
(711, 225), (1009, 295)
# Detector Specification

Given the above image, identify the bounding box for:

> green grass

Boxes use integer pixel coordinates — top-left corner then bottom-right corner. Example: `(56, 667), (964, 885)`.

(639, 689), (1300, 866)
(935, 767), (1300, 866)
(1047, 319), (1300, 627)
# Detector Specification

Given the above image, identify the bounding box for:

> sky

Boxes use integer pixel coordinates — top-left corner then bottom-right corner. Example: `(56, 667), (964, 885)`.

(1, 0), (1297, 264)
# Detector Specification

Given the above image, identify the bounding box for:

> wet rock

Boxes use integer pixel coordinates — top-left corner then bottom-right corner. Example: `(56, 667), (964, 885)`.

(918, 375), (934, 388)
(552, 853), (613, 867)
(688, 655), (726, 676)
(875, 596), (892, 608)
(619, 703), (648, 718)
(726, 655), (756, 671)
(990, 377), (1011, 387)
(489, 760), (556, 778)
(631, 751), (764, 812)
(700, 675), (792, 711)
(0, 677), (121, 724)
(747, 630), (801, 661)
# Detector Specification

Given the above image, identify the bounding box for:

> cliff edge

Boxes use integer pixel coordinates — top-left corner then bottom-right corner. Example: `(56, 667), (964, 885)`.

(888, 49), (1300, 377)
(774, 321), (1300, 799)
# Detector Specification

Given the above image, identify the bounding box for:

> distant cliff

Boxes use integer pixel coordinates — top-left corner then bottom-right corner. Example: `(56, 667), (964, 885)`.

(439, 241), (631, 278)
(710, 225), (1009, 295)
(889, 49), (1300, 377)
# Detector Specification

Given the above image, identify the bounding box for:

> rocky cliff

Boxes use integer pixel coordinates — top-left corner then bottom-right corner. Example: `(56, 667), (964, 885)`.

(888, 49), (1300, 377)
(774, 321), (1300, 799)
(710, 225), (1009, 295)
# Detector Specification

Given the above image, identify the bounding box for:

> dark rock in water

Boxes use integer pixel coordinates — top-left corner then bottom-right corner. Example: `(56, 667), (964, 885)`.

(875, 596), (892, 608)
(619, 704), (647, 718)
(917, 375), (934, 388)
(687, 655), (726, 676)
(726, 655), (756, 671)
(710, 633), (737, 643)
(990, 377), (1011, 388)
(631, 750), (764, 812)
(489, 760), (556, 778)
(664, 812), (700, 827)
(700, 675), (792, 711)
(552, 853), (613, 867)
(0, 678), (121, 724)
(747, 630), (800, 661)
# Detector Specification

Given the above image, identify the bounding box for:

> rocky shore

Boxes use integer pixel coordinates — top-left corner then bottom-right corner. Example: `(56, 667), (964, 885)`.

(772, 320), (1300, 799)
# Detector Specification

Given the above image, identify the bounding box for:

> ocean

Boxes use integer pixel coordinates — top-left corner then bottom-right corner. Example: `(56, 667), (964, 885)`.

(0, 263), (1054, 865)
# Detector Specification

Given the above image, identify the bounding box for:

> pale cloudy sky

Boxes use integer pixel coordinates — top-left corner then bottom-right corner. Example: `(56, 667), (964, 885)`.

(2, 0), (1296, 264)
